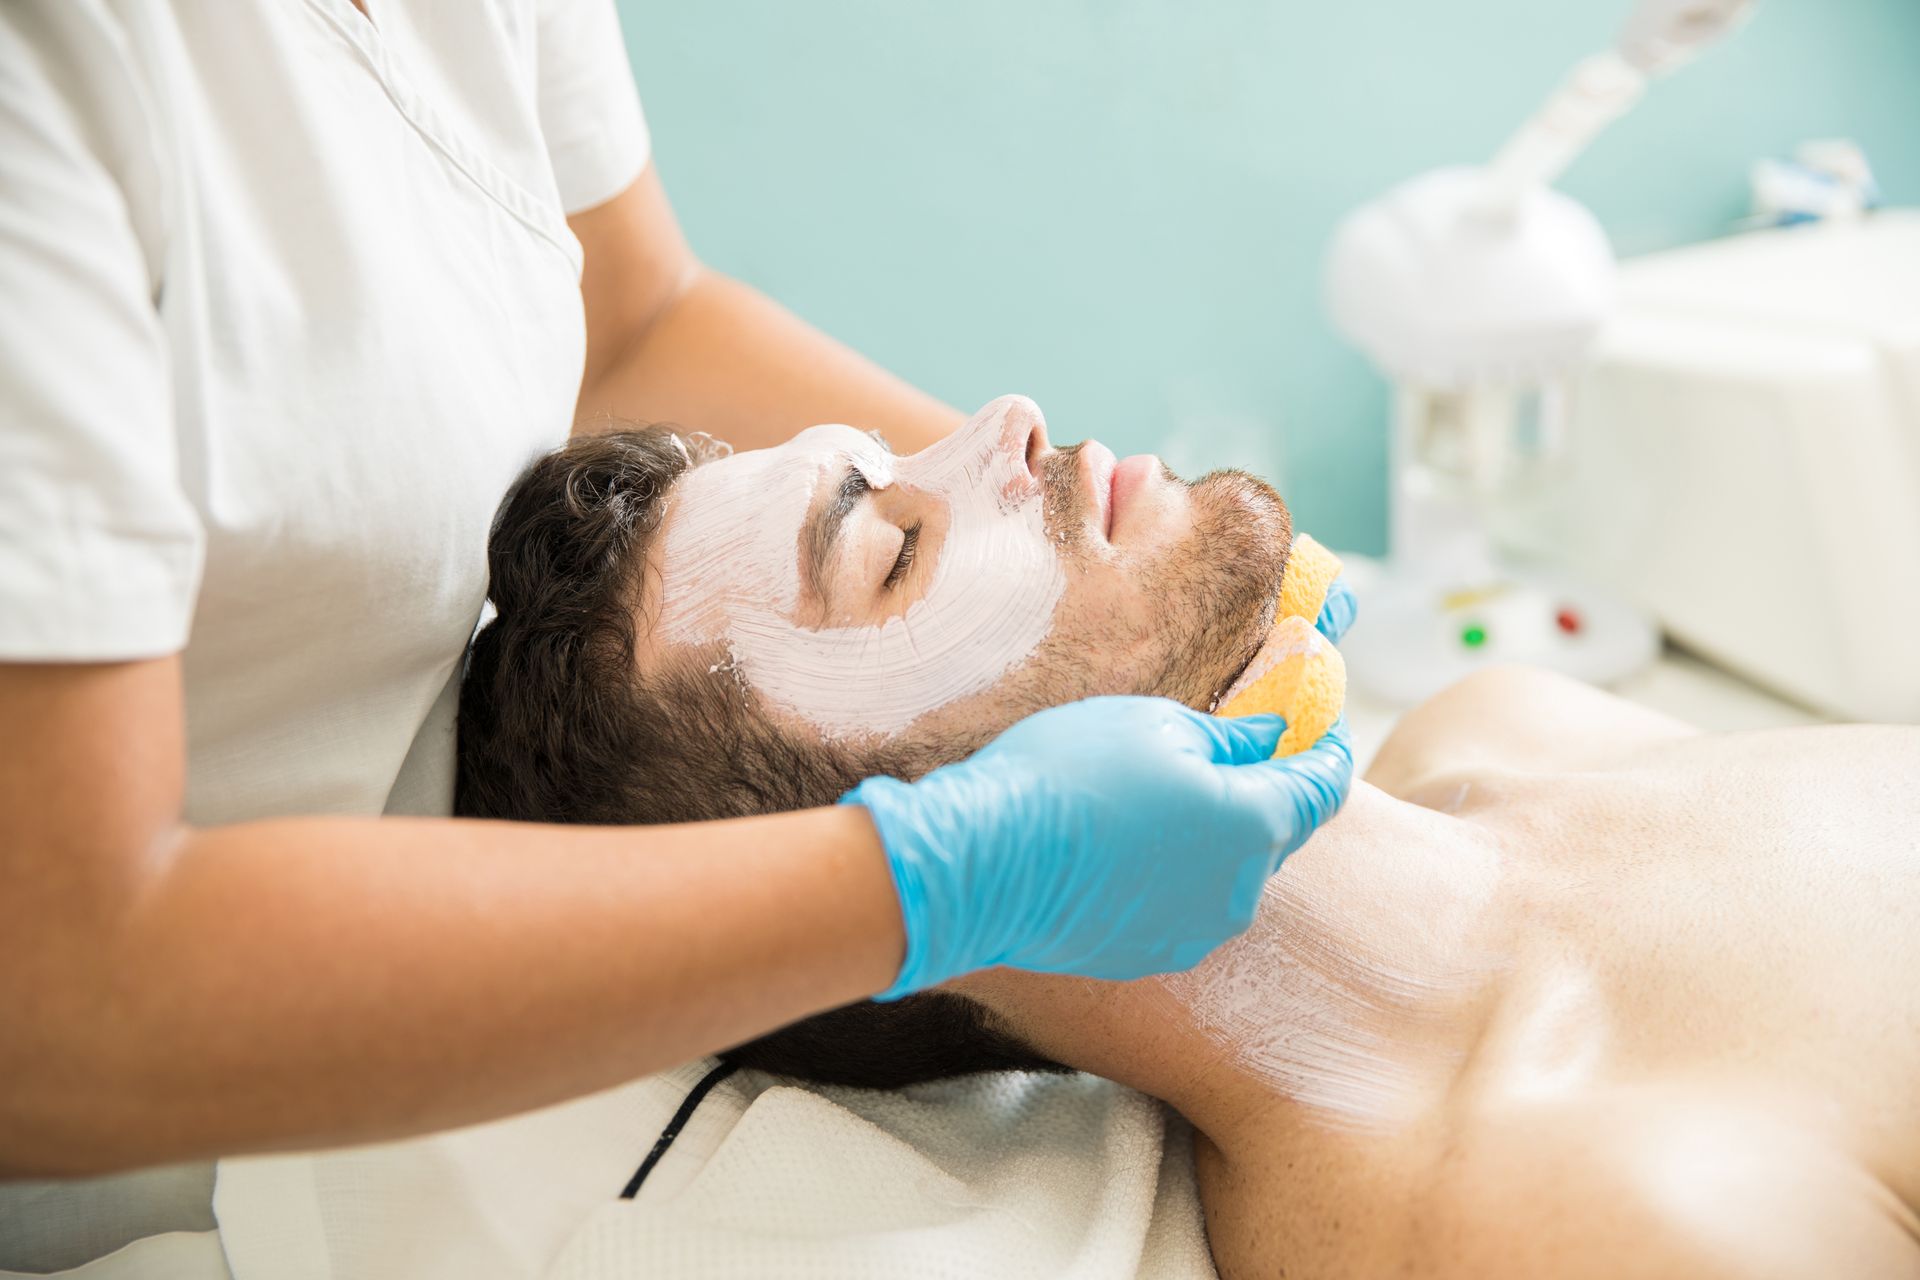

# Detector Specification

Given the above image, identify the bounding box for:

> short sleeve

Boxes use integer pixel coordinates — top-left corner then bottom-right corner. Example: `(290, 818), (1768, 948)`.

(535, 0), (652, 214)
(0, 10), (203, 661)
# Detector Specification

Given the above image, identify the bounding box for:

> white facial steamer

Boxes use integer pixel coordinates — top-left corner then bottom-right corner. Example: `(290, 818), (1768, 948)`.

(1324, 0), (1757, 704)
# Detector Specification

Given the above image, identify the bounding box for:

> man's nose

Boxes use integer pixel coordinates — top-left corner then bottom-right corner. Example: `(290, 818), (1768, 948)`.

(972, 394), (1051, 489)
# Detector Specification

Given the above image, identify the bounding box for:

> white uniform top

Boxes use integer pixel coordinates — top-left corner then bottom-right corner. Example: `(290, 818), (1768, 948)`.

(0, 0), (648, 1269)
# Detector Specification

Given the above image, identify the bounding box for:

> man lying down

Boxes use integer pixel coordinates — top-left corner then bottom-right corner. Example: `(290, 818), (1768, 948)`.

(456, 396), (1920, 1279)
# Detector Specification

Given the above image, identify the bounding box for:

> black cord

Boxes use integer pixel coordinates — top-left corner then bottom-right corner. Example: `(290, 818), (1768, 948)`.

(619, 1060), (740, 1200)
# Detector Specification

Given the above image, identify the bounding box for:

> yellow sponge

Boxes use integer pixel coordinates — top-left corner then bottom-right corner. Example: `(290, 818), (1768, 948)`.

(1218, 535), (1346, 758)
(1276, 534), (1342, 629)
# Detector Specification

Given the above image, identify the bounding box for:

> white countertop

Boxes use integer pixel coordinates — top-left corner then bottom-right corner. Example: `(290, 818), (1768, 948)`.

(1331, 559), (1827, 774)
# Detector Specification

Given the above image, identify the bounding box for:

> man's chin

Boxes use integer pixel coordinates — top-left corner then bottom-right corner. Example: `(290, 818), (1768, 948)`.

(1161, 469), (1294, 708)
(1192, 467), (1293, 589)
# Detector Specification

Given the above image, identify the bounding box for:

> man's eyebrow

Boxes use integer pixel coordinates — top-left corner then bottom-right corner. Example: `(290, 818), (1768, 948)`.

(803, 464), (871, 606)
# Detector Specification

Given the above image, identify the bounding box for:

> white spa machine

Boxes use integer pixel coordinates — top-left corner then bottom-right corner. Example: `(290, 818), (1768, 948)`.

(1323, 0), (1757, 705)
(1494, 213), (1920, 723)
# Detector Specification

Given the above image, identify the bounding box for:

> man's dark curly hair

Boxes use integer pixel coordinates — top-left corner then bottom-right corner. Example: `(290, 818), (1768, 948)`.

(456, 427), (1059, 1088)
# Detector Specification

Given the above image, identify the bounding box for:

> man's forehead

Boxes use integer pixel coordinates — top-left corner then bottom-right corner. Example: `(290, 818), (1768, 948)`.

(790, 421), (895, 467)
(678, 423), (892, 503)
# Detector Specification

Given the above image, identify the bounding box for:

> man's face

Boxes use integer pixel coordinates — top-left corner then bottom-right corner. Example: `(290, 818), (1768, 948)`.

(639, 395), (1292, 756)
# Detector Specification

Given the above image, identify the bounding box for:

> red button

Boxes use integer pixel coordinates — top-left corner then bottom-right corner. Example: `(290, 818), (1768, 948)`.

(1555, 607), (1583, 635)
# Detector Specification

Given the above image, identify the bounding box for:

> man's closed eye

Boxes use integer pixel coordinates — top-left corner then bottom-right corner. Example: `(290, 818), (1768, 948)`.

(885, 522), (922, 591)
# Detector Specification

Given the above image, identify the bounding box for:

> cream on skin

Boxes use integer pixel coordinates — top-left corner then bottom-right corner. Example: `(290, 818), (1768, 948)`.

(1152, 786), (1507, 1129)
(953, 783), (1510, 1135)
(947, 783), (1513, 1135)
(658, 397), (1066, 739)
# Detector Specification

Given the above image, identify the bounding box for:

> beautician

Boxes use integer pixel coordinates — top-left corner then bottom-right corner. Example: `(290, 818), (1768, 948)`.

(0, 3), (1353, 1272)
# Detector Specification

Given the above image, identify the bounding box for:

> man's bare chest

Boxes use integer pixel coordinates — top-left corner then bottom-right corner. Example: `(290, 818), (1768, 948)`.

(1453, 727), (1920, 1200)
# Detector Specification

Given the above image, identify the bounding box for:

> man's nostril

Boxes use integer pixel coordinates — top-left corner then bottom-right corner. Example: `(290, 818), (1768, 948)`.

(1024, 422), (1047, 475)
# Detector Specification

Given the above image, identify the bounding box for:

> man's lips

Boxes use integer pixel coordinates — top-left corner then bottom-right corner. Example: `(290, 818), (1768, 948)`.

(1110, 454), (1157, 536)
(1078, 440), (1159, 542)
(1081, 441), (1117, 539)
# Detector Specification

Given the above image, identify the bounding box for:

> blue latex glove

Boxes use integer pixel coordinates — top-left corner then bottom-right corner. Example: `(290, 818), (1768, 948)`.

(843, 698), (1354, 999)
(1314, 570), (1358, 644)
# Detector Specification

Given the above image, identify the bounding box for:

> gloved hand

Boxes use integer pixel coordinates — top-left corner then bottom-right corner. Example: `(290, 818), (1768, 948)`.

(1314, 571), (1358, 645)
(844, 697), (1354, 999)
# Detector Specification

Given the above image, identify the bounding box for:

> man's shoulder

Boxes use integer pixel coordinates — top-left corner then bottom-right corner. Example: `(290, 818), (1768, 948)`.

(1364, 665), (1697, 804)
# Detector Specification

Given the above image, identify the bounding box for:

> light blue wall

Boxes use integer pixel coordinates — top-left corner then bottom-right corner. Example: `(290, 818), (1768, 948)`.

(616, 1), (1920, 552)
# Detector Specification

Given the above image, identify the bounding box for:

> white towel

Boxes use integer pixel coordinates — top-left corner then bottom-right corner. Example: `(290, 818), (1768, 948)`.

(214, 1063), (1215, 1279)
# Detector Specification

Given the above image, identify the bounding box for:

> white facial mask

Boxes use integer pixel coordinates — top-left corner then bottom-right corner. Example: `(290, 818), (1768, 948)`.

(657, 397), (1066, 738)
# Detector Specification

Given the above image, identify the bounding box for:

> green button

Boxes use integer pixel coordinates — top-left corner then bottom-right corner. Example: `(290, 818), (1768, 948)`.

(1461, 624), (1487, 648)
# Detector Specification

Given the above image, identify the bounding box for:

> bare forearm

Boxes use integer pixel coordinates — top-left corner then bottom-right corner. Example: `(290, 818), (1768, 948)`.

(4, 805), (899, 1175)
(577, 266), (963, 453)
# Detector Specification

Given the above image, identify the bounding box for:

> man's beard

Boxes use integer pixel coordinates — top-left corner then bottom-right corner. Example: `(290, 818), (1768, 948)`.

(1030, 447), (1293, 712)
(1128, 466), (1293, 710)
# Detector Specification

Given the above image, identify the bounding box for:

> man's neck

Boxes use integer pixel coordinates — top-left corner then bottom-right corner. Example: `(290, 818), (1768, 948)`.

(967, 782), (1514, 1149)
